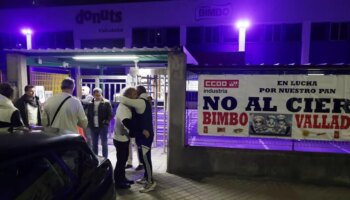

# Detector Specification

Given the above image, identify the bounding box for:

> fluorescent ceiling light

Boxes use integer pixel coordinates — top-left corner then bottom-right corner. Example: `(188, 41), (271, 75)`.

(73, 55), (138, 61)
(308, 73), (324, 76)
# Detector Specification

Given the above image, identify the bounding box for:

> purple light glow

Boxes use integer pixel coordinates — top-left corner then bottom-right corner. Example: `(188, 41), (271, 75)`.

(21, 28), (33, 35)
(235, 20), (250, 29)
(235, 20), (250, 52)
(20, 28), (33, 49)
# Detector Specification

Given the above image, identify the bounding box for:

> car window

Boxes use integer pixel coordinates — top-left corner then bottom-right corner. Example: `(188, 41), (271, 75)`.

(60, 150), (79, 176)
(0, 156), (71, 200)
(59, 147), (97, 177)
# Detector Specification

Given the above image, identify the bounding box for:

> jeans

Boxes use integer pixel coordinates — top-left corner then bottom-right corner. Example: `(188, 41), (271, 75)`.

(90, 126), (109, 158)
(84, 127), (92, 149)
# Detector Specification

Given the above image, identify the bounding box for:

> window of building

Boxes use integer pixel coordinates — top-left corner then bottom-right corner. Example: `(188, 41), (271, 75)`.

(187, 25), (238, 45)
(187, 27), (202, 44)
(273, 24), (282, 42)
(0, 33), (26, 49)
(246, 24), (264, 42)
(264, 25), (273, 42)
(247, 23), (301, 43)
(81, 38), (125, 48)
(283, 24), (302, 42)
(204, 26), (220, 43)
(132, 27), (180, 48)
(339, 23), (349, 40)
(311, 23), (330, 41)
(312, 22), (350, 41)
(330, 22), (349, 41)
(35, 31), (74, 49)
(222, 26), (238, 43)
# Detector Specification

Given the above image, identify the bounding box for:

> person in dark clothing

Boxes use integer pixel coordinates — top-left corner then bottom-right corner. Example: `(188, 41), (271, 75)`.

(86, 87), (113, 158)
(0, 83), (24, 133)
(14, 85), (42, 127)
(118, 85), (156, 193)
(80, 86), (94, 148)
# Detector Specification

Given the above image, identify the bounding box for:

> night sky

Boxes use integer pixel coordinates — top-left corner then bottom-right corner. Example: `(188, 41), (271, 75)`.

(0, 0), (170, 9)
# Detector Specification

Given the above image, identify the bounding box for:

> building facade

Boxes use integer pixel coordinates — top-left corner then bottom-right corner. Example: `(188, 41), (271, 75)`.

(0, 0), (350, 73)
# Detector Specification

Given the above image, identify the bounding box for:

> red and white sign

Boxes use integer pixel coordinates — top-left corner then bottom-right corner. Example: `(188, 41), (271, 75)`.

(198, 74), (350, 140)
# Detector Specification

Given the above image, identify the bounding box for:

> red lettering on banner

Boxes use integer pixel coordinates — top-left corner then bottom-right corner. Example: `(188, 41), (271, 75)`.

(217, 112), (228, 125)
(322, 115), (330, 129)
(331, 115), (340, 129)
(202, 112), (248, 126)
(304, 115), (312, 128)
(312, 115), (321, 128)
(204, 80), (239, 88)
(229, 112), (238, 125)
(295, 114), (304, 128)
(212, 112), (217, 125)
(295, 114), (350, 129)
(203, 112), (211, 124)
(341, 116), (350, 129)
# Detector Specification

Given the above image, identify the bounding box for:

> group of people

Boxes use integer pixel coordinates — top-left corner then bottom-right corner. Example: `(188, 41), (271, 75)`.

(0, 78), (156, 193)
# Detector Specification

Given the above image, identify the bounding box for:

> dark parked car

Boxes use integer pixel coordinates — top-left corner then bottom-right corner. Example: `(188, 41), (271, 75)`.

(0, 128), (116, 200)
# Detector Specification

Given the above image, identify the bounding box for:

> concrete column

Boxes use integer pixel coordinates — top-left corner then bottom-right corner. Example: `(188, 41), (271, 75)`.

(75, 66), (82, 98)
(6, 54), (28, 99)
(167, 52), (186, 173)
(180, 25), (187, 46)
(301, 21), (311, 64)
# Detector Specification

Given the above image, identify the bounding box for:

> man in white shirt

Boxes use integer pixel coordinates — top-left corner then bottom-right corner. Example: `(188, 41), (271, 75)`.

(114, 87), (138, 189)
(42, 78), (88, 133)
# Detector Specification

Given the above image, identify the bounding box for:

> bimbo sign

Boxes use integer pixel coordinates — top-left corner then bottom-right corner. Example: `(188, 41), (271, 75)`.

(195, 3), (231, 20)
(76, 10), (122, 24)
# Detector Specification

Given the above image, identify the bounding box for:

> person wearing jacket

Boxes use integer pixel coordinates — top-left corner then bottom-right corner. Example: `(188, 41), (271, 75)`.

(87, 87), (113, 158)
(0, 83), (24, 133)
(15, 85), (42, 127)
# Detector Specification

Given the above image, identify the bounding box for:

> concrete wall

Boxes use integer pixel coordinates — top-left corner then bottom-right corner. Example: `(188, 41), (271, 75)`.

(168, 146), (350, 186)
(167, 52), (350, 186)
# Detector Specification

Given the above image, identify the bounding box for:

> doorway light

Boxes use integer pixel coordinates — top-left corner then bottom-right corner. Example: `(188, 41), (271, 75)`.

(72, 55), (139, 61)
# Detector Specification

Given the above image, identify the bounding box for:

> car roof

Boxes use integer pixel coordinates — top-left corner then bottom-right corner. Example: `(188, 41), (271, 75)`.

(0, 128), (86, 162)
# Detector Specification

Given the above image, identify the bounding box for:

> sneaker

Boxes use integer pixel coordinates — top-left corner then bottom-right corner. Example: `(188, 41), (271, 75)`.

(135, 165), (144, 171)
(136, 177), (147, 184)
(125, 164), (133, 169)
(139, 181), (157, 193)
